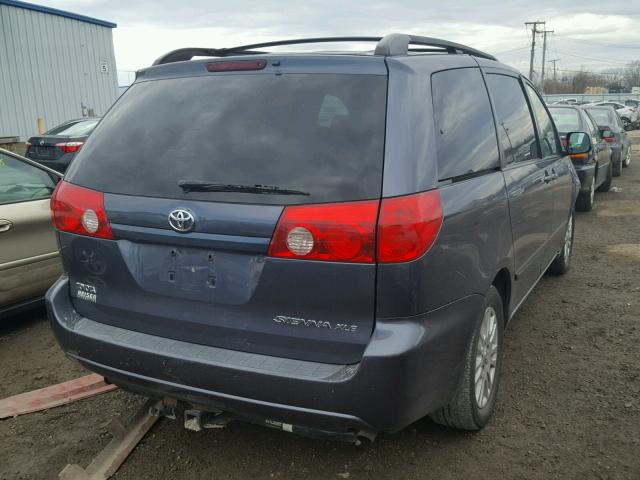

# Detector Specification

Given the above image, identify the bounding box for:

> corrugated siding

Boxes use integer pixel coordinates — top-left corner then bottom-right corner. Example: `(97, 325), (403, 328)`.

(0, 3), (118, 140)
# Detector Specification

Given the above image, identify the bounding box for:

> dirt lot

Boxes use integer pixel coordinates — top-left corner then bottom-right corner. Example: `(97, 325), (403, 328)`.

(2, 133), (640, 480)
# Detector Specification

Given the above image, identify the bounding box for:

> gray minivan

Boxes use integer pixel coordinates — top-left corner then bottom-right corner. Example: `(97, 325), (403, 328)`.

(47, 35), (582, 442)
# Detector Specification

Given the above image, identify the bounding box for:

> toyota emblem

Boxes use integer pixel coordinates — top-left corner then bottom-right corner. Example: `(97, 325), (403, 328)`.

(168, 209), (195, 233)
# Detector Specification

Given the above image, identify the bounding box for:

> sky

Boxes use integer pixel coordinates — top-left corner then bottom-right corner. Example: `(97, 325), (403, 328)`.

(37, 0), (640, 85)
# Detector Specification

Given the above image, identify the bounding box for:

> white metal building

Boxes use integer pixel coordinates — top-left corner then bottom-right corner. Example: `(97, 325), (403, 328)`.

(0, 0), (118, 140)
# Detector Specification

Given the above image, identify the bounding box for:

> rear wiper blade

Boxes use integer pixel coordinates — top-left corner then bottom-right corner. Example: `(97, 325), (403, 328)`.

(178, 180), (310, 196)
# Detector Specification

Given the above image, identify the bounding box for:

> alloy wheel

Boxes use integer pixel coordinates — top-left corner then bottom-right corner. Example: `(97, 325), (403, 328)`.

(475, 307), (498, 409)
(564, 215), (573, 263)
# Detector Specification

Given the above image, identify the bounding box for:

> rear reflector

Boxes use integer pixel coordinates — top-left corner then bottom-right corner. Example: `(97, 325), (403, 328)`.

(206, 60), (267, 72)
(377, 190), (443, 263)
(268, 200), (378, 263)
(268, 189), (443, 264)
(55, 141), (84, 153)
(50, 181), (114, 239)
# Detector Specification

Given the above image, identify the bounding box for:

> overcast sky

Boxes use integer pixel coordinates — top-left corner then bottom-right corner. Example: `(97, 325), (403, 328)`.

(38, 0), (640, 85)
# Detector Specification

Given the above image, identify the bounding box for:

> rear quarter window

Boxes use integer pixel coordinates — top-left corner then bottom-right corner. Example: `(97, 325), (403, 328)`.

(486, 74), (539, 164)
(431, 68), (499, 180)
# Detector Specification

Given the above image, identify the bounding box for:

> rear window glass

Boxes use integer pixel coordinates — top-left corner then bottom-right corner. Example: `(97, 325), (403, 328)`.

(46, 119), (100, 136)
(549, 108), (581, 132)
(65, 74), (387, 205)
(431, 68), (499, 180)
(586, 108), (615, 127)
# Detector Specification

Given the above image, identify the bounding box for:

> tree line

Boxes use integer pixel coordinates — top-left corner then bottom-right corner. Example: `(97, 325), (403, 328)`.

(542, 60), (640, 94)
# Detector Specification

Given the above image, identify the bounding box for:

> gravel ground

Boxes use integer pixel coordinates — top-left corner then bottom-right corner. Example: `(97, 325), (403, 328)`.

(1, 132), (639, 480)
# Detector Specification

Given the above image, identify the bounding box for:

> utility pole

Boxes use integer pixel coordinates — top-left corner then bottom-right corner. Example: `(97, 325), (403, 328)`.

(548, 59), (559, 82)
(540, 29), (554, 90)
(525, 21), (545, 81)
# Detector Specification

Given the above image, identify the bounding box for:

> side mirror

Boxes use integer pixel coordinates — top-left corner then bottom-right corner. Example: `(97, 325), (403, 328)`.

(564, 131), (592, 155)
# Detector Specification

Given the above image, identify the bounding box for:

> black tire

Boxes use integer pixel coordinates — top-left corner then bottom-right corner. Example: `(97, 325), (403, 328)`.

(548, 213), (574, 276)
(612, 152), (622, 177)
(575, 176), (595, 212)
(621, 117), (631, 130)
(597, 160), (613, 192)
(429, 286), (504, 431)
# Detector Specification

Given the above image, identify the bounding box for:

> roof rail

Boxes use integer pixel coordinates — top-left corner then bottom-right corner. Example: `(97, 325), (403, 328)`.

(152, 34), (497, 66)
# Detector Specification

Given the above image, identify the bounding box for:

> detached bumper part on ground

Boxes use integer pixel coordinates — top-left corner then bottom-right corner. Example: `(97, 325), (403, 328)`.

(46, 276), (482, 436)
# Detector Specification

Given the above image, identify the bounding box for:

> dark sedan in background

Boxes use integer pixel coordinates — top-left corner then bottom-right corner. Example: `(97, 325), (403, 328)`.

(585, 105), (632, 175)
(25, 117), (100, 173)
(549, 105), (613, 212)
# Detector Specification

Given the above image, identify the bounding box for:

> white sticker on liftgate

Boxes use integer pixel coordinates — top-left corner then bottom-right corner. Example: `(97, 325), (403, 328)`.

(75, 281), (97, 303)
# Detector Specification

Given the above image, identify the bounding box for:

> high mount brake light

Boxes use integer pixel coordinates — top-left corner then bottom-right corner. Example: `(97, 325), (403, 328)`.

(55, 141), (84, 153)
(50, 181), (114, 239)
(268, 190), (443, 264)
(205, 60), (267, 72)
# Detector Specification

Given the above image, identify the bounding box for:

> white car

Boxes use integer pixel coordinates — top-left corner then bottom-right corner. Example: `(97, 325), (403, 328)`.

(586, 101), (638, 129)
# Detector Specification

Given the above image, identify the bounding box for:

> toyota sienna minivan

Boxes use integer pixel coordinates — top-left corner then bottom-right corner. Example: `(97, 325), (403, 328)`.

(47, 34), (584, 442)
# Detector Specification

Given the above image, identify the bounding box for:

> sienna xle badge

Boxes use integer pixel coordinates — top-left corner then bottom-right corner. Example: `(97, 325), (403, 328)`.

(47, 34), (581, 442)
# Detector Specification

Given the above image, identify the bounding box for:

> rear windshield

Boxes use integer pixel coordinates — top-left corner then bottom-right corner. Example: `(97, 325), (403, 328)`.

(46, 119), (100, 136)
(549, 108), (580, 132)
(586, 108), (615, 127)
(66, 74), (387, 205)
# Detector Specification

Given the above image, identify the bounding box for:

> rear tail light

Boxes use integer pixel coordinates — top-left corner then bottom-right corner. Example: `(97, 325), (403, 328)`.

(268, 190), (443, 264)
(50, 181), (114, 239)
(268, 200), (378, 263)
(569, 153), (588, 163)
(377, 190), (443, 263)
(55, 141), (84, 153)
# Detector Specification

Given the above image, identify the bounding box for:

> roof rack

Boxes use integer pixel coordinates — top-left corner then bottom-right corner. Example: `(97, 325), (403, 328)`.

(152, 33), (497, 66)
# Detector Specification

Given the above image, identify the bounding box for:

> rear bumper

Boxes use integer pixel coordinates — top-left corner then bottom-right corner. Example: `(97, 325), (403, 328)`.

(46, 276), (482, 434)
(573, 163), (596, 192)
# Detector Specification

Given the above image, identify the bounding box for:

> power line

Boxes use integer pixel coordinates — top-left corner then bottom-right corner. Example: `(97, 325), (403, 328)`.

(553, 34), (640, 50)
(555, 50), (630, 67)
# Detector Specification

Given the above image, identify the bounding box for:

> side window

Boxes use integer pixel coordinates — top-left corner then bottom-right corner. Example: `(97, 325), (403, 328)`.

(431, 68), (499, 180)
(485, 74), (539, 164)
(525, 85), (559, 158)
(0, 153), (56, 205)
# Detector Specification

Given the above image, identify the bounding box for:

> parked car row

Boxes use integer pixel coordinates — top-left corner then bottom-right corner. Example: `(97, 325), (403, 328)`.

(548, 98), (639, 130)
(549, 104), (632, 211)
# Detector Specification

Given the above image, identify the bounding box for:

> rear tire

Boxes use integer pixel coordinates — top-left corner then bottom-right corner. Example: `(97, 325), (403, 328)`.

(429, 286), (504, 431)
(597, 160), (613, 192)
(613, 153), (622, 177)
(549, 213), (574, 276)
(575, 176), (595, 212)
(622, 117), (631, 130)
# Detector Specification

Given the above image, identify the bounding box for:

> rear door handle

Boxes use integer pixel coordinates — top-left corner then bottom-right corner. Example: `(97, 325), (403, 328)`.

(0, 219), (12, 233)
